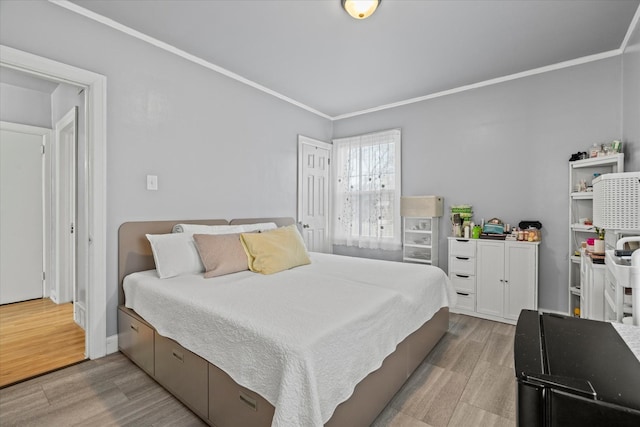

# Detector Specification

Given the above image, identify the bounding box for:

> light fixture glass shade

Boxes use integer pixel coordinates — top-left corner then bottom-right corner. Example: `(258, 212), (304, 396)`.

(342, 0), (380, 20)
(400, 196), (444, 217)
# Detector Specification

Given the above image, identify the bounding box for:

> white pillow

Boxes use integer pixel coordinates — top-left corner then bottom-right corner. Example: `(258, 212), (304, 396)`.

(146, 233), (204, 279)
(172, 222), (277, 234)
(172, 224), (245, 234)
(238, 222), (278, 232)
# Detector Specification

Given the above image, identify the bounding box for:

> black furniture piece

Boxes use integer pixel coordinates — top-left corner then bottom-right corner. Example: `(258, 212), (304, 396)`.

(514, 310), (640, 426)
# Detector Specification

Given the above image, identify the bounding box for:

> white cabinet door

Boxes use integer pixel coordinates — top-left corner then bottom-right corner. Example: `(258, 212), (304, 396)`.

(504, 242), (538, 320)
(476, 241), (505, 318)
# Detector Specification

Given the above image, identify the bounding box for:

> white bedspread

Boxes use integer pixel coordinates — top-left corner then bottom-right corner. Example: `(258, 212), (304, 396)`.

(124, 252), (455, 426)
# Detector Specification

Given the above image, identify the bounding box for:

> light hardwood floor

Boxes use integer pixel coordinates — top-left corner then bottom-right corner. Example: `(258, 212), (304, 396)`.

(0, 313), (515, 427)
(0, 298), (86, 387)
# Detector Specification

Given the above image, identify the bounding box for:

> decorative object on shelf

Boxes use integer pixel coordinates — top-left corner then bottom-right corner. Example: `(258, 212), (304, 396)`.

(342, 0), (381, 19)
(450, 205), (472, 237)
(400, 196), (443, 267)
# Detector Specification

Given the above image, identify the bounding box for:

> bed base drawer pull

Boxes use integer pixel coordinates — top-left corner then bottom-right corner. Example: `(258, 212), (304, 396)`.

(130, 324), (139, 333)
(455, 256), (469, 260)
(455, 274), (470, 278)
(456, 292), (470, 296)
(171, 349), (184, 363)
(239, 391), (258, 411)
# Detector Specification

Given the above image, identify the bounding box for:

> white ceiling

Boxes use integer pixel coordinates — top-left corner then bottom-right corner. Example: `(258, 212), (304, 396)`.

(65, 0), (640, 118)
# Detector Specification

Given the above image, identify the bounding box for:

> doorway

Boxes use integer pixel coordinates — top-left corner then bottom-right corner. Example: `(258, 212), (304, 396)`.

(0, 45), (107, 360)
(0, 111), (84, 386)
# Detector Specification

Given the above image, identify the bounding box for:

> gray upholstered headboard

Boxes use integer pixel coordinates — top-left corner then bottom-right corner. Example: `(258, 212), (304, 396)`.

(117, 217), (295, 305)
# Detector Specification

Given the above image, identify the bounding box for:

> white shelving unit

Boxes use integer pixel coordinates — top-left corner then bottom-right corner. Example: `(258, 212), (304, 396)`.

(403, 217), (439, 266)
(568, 154), (623, 316)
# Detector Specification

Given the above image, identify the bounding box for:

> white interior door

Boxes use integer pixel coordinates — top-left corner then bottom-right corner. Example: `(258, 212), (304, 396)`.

(297, 135), (331, 253)
(0, 125), (47, 304)
(53, 108), (77, 307)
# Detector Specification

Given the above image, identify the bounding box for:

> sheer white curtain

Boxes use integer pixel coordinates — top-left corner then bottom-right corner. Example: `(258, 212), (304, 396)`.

(332, 129), (401, 250)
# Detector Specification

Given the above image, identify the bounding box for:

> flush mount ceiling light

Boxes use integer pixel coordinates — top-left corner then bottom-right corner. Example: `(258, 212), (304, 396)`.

(342, 0), (381, 20)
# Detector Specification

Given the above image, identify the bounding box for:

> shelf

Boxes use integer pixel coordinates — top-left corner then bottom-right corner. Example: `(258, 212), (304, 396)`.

(405, 229), (433, 234)
(571, 255), (581, 264)
(570, 286), (582, 296)
(570, 154), (623, 169)
(403, 257), (433, 264)
(571, 223), (596, 232)
(404, 243), (432, 249)
(570, 192), (593, 200)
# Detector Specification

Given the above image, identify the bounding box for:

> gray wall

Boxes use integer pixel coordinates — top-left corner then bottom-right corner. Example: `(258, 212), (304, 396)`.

(0, 82), (52, 128)
(623, 19), (640, 170)
(333, 57), (626, 314)
(1, 1), (637, 333)
(0, 1), (332, 337)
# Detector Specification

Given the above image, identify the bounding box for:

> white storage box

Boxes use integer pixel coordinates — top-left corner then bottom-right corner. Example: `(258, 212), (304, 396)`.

(593, 172), (640, 230)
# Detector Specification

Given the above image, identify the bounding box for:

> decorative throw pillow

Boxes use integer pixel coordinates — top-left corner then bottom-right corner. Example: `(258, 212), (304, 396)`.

(193, 233), (249, 278)
(146, 233), (204, 279)
(240, 225), (311, 275)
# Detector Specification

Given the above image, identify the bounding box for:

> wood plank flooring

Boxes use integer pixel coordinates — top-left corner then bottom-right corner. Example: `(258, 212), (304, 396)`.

(0, 313), (516, 427)
(0, 298), (86, 387)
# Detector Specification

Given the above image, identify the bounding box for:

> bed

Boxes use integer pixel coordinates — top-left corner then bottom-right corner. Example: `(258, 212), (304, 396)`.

(117, 217), (454, 427)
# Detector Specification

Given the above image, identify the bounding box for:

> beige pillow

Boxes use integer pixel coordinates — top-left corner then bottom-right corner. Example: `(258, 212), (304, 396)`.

(240, 225), (311, 275)
(193, 233), (249, 278)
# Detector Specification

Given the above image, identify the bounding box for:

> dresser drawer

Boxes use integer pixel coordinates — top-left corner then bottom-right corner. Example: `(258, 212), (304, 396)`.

(118, 307), (154, 375)
(449, 256), (475, 275)
(450, 273), (476, 294)
(155, 333), (208, 419)
(449, 239), (476, 257)
(454, 291), (475, 311)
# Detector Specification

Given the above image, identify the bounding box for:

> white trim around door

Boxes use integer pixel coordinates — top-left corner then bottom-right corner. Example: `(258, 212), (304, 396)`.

(0, 45), (107, 359)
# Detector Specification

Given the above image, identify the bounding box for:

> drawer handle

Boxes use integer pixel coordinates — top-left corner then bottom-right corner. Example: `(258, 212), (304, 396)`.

(455, 256), (469, 260)
(171, 350), (184, 363)
(239, 391), (257, 411)
(455, 239), (469, 242)
(455, 274), (469, 278)
(130, 324), (139, 333)
(456, 292), (470, 296)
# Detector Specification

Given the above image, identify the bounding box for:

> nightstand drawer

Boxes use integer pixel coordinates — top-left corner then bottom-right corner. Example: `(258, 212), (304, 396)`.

(450, 273), (476, 294)
(449, 256), (475, 275)
(454, 291), (475, 311)
(449, 239), (476, 257)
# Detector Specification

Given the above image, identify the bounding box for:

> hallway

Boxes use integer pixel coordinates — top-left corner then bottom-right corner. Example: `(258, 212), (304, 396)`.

(0, 298), (85, 387)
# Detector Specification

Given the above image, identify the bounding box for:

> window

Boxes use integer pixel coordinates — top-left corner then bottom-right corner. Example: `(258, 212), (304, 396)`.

(332, 129), (401, 250)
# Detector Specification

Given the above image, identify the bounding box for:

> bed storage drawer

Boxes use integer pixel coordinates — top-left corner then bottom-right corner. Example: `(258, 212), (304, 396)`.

(118, 307), (154, 375)
(209, 363), (275, 427)
(154, 333), (208, 419)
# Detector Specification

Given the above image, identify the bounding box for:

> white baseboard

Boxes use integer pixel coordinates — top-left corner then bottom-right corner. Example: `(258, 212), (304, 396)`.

(106, 334), (119, 354)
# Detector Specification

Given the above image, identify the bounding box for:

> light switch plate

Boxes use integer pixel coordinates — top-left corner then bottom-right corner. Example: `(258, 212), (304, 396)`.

(146, 175), (158, 191)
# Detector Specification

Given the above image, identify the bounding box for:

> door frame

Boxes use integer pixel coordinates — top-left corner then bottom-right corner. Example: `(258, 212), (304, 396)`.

(53, 107), (78, 306)
(0, 45), (107, 359)
(297, 135), (332, 252)
(0, 121), (50, 301)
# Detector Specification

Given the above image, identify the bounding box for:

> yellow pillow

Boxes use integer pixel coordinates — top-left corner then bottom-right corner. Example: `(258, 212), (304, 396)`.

(240, 225), (311, 274)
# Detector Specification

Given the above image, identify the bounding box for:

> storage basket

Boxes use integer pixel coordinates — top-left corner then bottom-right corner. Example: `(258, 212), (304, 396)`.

(593, 172), (640, 230)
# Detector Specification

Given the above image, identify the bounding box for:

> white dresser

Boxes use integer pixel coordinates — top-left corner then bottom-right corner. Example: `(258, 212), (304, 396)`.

(448, 237), (539, 325)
